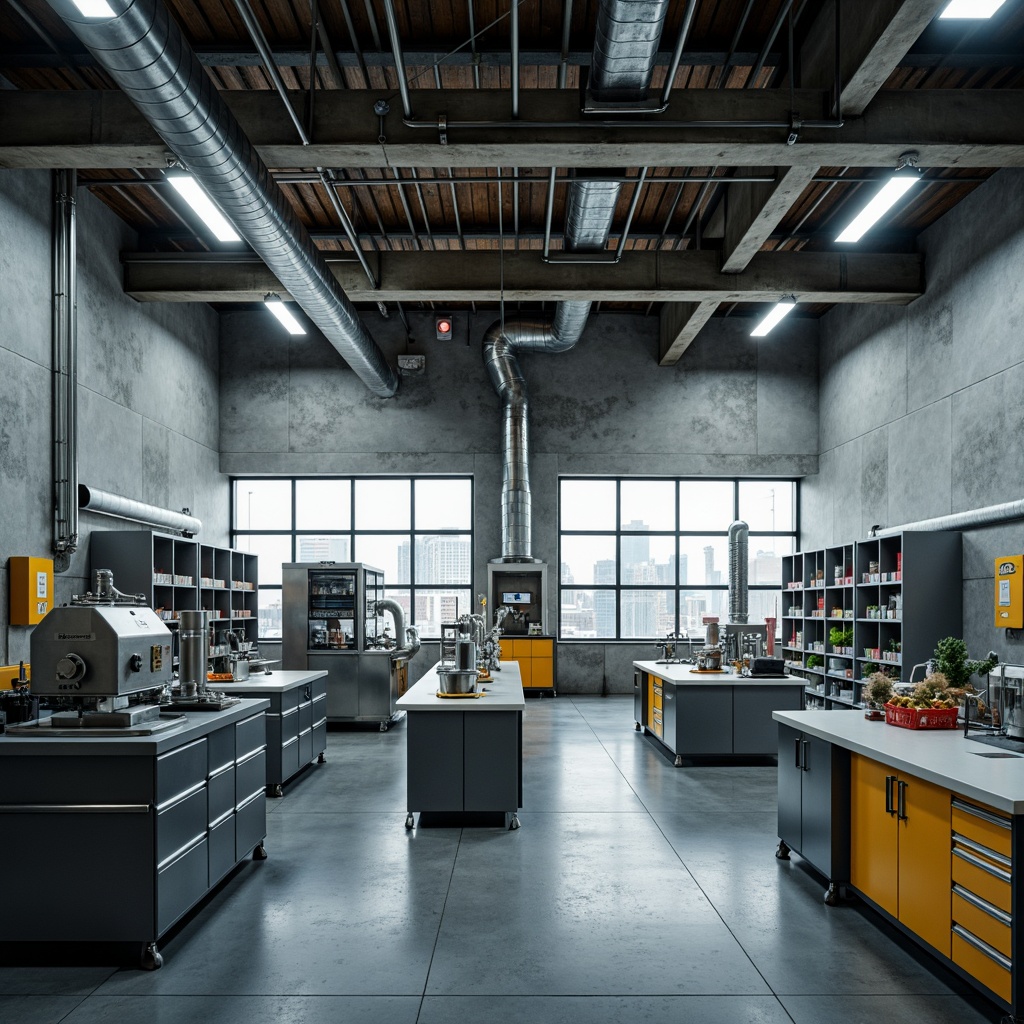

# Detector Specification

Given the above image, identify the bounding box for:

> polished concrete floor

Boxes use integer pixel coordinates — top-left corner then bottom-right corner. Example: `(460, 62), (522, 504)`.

(0, 696), (1009, 1024)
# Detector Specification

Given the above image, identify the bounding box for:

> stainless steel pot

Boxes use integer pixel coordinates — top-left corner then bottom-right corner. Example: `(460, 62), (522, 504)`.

(436, 667), (478, 694)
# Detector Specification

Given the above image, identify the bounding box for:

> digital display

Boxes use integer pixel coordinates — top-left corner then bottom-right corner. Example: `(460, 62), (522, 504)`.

(502, 591), (532, 605)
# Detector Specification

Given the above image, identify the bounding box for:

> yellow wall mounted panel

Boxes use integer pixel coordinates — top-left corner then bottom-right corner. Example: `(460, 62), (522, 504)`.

(9, 556), (53, 626)
(995, 555), (1023, 628)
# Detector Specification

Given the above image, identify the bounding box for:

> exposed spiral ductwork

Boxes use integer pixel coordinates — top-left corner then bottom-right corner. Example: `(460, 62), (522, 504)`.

(486, 0), (669, 562)
(728, 520), (750, 624)
(373, 599), (421, 662)
(53, 0), (397, 399)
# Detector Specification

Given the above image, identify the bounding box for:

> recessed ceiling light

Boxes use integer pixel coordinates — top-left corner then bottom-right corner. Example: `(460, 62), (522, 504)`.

(264, 294), (306, 335)
(167, 173), (240, 243)
(70, 0), (116, 16)
(835, 152), (922, 244)
(939, 0), (1009, 18)
(751, 297), (797, 337)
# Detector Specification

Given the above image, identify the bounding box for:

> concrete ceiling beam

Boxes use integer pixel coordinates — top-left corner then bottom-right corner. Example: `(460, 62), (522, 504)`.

(121, 249), (924, 304)
(4, 89), (1024, 170)
(658, 301), (720, 365)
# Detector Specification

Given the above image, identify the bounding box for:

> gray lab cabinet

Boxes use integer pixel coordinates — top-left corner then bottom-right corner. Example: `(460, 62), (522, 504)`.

(0, 700), (269, 967)
(776, 722), (851, 902)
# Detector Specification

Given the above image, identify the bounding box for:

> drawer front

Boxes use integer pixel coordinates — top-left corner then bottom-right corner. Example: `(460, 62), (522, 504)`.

(952, 888), (1011, 957)
(207, 764), (235, 824)
(652, 708), (663, 738)
(952, 928), (1011, 1004)
(281, 734), (300, 780)
(298, 700), (312, 734)
(311, 677), (328, 701)
(235, 713), (266, 761)
(278, 705), (300, 742)
(235, 790), (266, 860)
(530, 639), (553, 657)
(311, 717), (327, 756)
(298, 727), (313, 767)
(156, 835), (208, 934)
(208, 814), (236, 886)
(952, 849), (1012, 914)
(207, 726), (234, 775)
(653, 685), (663, 710)
(236, 748), (267, 804)
(279, 686), (300, 713)
(951, 798), (1011, 859)
(156, 785), (207, 865)
(155, 739), (207, 805)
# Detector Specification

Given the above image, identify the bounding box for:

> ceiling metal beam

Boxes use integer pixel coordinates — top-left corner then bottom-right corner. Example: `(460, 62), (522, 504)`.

(4, 88), (1023, 170)
(659, 301), (718, 364)
(121, 249), (924, 304)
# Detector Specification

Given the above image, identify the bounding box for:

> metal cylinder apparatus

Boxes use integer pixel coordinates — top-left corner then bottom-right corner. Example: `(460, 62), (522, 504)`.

(456, 639), (477, 671)
(179, 610), (208, 698)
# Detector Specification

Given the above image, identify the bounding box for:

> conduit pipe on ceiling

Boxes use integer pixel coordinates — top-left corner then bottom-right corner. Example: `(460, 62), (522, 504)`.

(53, 0), (398, 399)
(79, 485), (203, 537)
(869, 500), (1024, 538)
(52, 169), (78, 574)
(484, 0), (671, 563)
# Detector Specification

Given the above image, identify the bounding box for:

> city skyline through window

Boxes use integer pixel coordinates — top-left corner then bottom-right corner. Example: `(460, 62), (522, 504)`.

(559, 478), (797, 640)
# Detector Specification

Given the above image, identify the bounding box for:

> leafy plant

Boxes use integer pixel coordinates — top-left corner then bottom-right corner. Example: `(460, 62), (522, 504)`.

(829, 626), (854, 648)
(932, 637), (997, 690)
(888, 639), (901, 653)
(862, 661), (878, 676)
(806, 654), (823, 669)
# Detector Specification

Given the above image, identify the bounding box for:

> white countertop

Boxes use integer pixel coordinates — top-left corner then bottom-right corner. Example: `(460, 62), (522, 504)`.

(212, 669), (328, 694)
(397, 662), (526, 712)
(774, 709), (1024, 815)
(635, 661), (804, 687)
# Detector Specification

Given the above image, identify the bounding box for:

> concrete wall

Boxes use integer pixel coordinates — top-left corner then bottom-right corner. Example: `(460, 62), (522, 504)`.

(221, 308), (819, 692)
(801, 168), (1024, 664)
(0, 170), (226, 669)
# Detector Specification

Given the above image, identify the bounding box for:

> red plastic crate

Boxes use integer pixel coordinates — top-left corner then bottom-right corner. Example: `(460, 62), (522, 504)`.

(884, 703), (959, 730)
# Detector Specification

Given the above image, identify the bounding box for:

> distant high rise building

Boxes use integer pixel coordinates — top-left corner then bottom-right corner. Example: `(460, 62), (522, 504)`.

(297, 536), (350, 562)
(594, 558), (616, 637)
(560, 561), (576, 607)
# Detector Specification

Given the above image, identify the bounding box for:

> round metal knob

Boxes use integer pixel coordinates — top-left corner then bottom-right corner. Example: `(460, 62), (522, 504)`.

(129, 653), (143, 672)
(56, 653), (86, 681)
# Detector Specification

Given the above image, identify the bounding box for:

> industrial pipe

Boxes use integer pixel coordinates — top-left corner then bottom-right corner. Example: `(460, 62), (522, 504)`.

(373, 599), (421, 661)
(728, 520), (749, 624)
(870, 500), (1024, 538)
(78, 485), (202, 537)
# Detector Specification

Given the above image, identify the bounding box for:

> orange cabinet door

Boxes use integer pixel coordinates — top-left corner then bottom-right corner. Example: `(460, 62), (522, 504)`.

(898, 773), (951, 956)
(517, 658), (533, 688)
(532, 657), (553, 688)
(850, 753), (899, 918)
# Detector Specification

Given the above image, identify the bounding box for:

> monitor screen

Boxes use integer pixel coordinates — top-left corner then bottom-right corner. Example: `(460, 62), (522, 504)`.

(502, 591), (532, 605)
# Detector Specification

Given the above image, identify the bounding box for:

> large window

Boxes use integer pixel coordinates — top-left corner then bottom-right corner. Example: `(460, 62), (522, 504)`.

(558, 478), (797, 640)
(231, 477), (473, 640)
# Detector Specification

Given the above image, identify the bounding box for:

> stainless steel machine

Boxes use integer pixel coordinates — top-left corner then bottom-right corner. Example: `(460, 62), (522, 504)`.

(25, 569), (177, 732)
(990, 663), (1024, 739)
(282, 563), (420, 730)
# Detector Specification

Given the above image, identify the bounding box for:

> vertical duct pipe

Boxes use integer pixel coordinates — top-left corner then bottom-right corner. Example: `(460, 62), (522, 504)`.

(728, 520), (749, 624)
(52, 169), (78, 573)
(485, 0), (670, 562)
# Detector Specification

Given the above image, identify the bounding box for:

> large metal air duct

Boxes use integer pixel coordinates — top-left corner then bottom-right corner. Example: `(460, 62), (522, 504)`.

(870, 500), (1024, 538)
(79, 484), (202, 536)
(485, 0), (669, 562)
(728, 520), (749, 624)
(373, 599), (421, 661)
(52, 0), (397, 399)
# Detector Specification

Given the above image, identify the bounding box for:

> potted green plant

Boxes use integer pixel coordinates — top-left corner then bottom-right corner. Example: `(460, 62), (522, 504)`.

(806, 654), (823, 670)
(862, 671), (894, 719)
(828, 626), (854, 649)
(932, 637), (997, 690)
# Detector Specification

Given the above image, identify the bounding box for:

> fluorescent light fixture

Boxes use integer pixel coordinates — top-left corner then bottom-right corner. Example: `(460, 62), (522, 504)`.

(264, 294), (306, 335)
(939, 0), (1008, 18)
(835, 152), (922, 244)
(70, 0), (116, 16)
(167, 174), (240, 242)
(751, 297), (796, 337)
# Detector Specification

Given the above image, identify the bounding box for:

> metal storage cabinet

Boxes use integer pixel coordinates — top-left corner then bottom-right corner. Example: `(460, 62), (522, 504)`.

(0, 701), (268, 969)
(776, 722), (851, 904)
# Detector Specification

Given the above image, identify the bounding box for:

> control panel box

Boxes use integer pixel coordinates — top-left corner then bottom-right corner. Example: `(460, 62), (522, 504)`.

(9, 556), (53, 626)
(995, 555), (1024, 629)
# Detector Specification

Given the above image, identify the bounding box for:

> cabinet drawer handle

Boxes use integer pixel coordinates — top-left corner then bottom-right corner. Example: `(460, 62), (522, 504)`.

(795, 737), (802, 769)
(953, 884), (1013, 926)
(952, 796), (1011, 830)
(885, 775), (896, 815)
(156, 779), (207, 813)
(952, 924), (1012, 972)
(953, 833), (1012, 870)
(801, 740), (809, 772)
(953, 846), (1013, 882)
(897, 780), (907, 821)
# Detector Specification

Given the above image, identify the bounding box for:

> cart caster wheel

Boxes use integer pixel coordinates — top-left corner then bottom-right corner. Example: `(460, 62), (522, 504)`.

(405, 814), (415, 830)
(824, 883), (840, 906)
(509, 814), (521, 831)
(253, 842), (268, 861)
(775, 840), (791, 861)
(380, 722), (388, 733)
(141, 943), (163, 970)
(268, 784), (283, 798)
(634, 721), (641, 731)
(673, 755), (684, 767)
(317, 752), (326, 764)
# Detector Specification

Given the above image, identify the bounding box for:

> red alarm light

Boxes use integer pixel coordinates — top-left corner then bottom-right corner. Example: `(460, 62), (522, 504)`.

(435, 316), (453, 340)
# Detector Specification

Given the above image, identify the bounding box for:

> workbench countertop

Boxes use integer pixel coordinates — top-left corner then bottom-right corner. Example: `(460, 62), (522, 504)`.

(397, 661), (526, 712)
(634, 661), (806, 687)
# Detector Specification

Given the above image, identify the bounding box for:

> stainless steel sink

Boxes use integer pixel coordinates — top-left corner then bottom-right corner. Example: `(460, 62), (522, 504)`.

(971, 751), (1024, 758)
